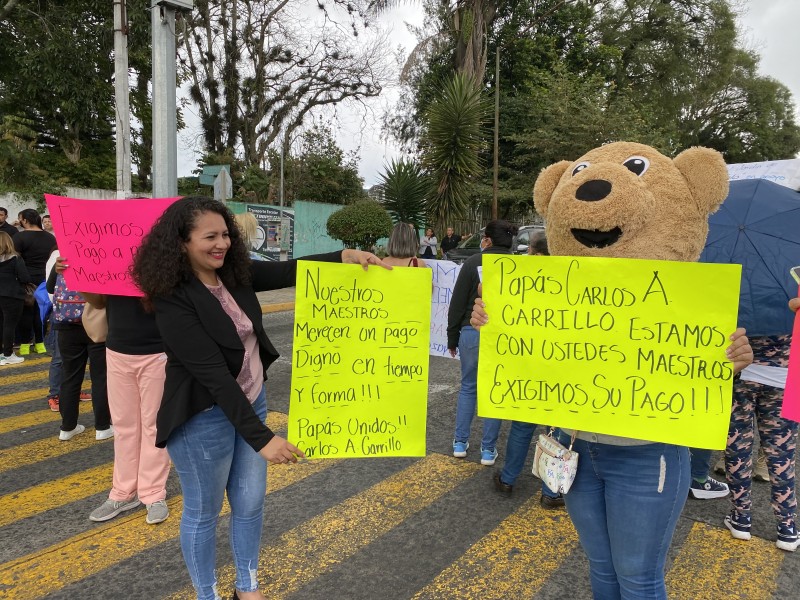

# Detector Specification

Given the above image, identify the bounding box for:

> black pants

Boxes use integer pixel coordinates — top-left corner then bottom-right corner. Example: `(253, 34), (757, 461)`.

(17, 298), (44, 344)
(0, 295), (24, 355)
(57, 325), (110, 432)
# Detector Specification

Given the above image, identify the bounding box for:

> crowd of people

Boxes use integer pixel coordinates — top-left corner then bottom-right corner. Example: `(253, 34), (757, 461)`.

(3, 199), (797, 600)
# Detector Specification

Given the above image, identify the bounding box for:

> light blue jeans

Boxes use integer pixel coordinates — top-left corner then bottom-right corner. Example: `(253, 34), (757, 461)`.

(557, 432), (690, 600)
(454, 325), (501, 451)
(167, 388), (268, 600)
(500, 421), (558, 497)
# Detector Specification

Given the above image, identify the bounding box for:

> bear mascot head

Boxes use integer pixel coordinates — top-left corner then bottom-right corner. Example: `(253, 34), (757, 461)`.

(533, 141), (729, 261)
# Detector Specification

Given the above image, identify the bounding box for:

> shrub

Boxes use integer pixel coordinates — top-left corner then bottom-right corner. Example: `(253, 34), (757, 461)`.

(326, 200), (393, 250)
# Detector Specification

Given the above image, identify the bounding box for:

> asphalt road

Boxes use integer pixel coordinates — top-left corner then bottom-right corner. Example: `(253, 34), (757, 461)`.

(1, 310), (799, 599)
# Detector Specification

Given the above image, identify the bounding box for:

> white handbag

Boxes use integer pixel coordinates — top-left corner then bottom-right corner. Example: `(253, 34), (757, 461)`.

(532, 429), (579, 495)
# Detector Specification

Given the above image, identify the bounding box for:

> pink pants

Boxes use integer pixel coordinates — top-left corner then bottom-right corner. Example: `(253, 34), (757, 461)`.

(107, 348), (170, 505)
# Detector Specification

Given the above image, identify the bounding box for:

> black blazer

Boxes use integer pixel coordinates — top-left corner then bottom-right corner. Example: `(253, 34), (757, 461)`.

(154, 252), (343, 451)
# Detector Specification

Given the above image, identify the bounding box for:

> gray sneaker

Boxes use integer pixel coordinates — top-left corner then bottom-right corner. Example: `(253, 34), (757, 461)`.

(146, 500), (169, 524)
(89, 497), (141, 522)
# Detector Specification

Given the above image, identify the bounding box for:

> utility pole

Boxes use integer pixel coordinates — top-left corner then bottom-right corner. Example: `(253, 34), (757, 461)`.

(113, 0), (131, 199)
(280, 144), (284, 207)
(151, 0), (188, 197)
(492, 46), (500, 220)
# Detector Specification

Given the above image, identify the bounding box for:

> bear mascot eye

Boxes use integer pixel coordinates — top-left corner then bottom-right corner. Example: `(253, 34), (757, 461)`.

(622, 156), (650, 176)
(572, 161), (590, 176)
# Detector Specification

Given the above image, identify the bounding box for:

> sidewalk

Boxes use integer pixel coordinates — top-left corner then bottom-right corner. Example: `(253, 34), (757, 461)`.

(257, 286), (296, 314)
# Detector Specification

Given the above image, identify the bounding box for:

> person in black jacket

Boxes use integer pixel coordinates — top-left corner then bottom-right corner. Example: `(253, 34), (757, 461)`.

(131, 196), (386, 600)
(0, 231), (30, 365)
(0, 207), (19, 238)
(447, 220), (518, 467)
(440, 227), (462, 255)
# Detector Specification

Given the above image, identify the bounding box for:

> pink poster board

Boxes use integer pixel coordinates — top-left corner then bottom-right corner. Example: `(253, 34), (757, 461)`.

(782, 306), (800, 421)
(44, 195), (180, 296)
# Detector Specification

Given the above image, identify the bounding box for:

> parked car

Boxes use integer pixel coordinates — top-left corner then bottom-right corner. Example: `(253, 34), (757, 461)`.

(443, 225), (544, 264)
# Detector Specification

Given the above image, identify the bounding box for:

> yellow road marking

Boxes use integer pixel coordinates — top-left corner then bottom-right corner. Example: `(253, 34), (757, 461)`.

(412, 495), (579, 599)
(0, 413), (287, 527)
(0, 414), (330, 599)
(0, 387), (50, 407)
(666, 521), (783, 599)
(168, 453), (482, 600)
(0, 402), (91, 435)
(0, 368), (52, 386)
(0, 426), (110, 474)
(0, 462), (113, 527)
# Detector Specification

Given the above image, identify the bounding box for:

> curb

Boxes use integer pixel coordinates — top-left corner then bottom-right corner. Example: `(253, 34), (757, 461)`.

(261, 302), (295, 314)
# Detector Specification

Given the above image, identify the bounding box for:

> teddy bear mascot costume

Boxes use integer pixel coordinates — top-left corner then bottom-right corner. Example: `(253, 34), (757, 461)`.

(472, 141), (755, 599)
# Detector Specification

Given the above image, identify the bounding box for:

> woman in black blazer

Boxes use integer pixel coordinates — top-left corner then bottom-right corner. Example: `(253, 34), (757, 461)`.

(132, 197), (386, 600)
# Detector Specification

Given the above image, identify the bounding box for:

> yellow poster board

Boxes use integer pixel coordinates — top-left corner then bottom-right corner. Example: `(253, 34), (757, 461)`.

(288, 261), (432, 458)
(477, 255), (741, 449)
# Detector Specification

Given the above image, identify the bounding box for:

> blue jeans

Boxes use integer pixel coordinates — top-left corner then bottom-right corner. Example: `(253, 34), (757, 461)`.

(500, 421), (557, 498)
(45, 318), (61, 398)
(558, 433), (690, 600)
(167, 388), (268, 600)
(454, 326), (501, 451)
(689, 448), (713, 481)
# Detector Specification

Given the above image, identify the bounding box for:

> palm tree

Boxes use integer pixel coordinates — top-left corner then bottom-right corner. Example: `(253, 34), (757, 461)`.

(420, 72), (488, 234)
(379, 158), (428, 228)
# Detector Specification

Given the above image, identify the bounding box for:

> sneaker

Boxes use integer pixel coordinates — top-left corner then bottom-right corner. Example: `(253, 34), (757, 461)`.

(47, 396), (60, 412)
(689, 476), (729, 499)
(540, 494), (566, 509)
(724, 511), (752, 541)
(34, 342), (47, 354)
(480, 447), (498, 466)
(18, 344), (31, 356)
(146, 500), (169, 524)
(776, 522), (799, 552)
(95, 426), (114, 441)
(89, 497), (141, 522)
(79, 391), (92, 401)
(59, 424), (85, 441)
(754, 448), (769, 482)
(453, 440), (469, 458)
(0, 353), (24, 366)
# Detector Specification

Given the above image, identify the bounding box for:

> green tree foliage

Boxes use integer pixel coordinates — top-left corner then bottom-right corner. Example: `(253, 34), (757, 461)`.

(379, 159), (428, 227)
(420, 73), (488, 233)
(388, 0), (800, 219)
(0, 0), (153, 192)
(326, 199), (393, 249)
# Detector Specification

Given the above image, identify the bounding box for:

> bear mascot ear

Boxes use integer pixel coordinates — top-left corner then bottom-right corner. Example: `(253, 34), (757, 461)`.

(672, 146), (729, 215)
(533, 161), (571, 218)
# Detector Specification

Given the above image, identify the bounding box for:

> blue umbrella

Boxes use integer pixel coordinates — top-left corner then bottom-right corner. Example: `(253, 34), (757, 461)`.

(700, 179), (800, 337)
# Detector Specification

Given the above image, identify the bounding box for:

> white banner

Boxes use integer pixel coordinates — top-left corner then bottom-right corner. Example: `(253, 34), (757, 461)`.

(427, 260), (462, 359)
(727, 159), (800, 191)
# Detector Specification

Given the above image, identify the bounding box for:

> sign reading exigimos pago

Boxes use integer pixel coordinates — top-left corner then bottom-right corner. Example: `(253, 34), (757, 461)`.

(288, 262), (432, 458)
(477, 255), (741, 449)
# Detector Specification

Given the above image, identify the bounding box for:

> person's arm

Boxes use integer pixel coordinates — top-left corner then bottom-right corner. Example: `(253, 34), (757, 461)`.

(250, 249), (388, 292)
(447, 263), (477, 355)
(46, 266), (58, 294)
(15, 256), (31, 284)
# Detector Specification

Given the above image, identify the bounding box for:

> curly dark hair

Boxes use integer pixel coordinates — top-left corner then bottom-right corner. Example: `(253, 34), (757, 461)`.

(132, 196), (251, 300)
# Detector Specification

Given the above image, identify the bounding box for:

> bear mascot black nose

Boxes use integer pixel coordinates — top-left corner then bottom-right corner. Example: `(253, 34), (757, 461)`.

(576, 180), (612, 202)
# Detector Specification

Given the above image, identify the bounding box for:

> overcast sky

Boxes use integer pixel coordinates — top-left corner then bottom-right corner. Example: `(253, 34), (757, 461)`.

(176, 1), (800, 186)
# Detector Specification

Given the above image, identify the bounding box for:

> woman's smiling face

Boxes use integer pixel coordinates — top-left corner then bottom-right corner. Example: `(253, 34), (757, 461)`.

(183, 211), (231, 282)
